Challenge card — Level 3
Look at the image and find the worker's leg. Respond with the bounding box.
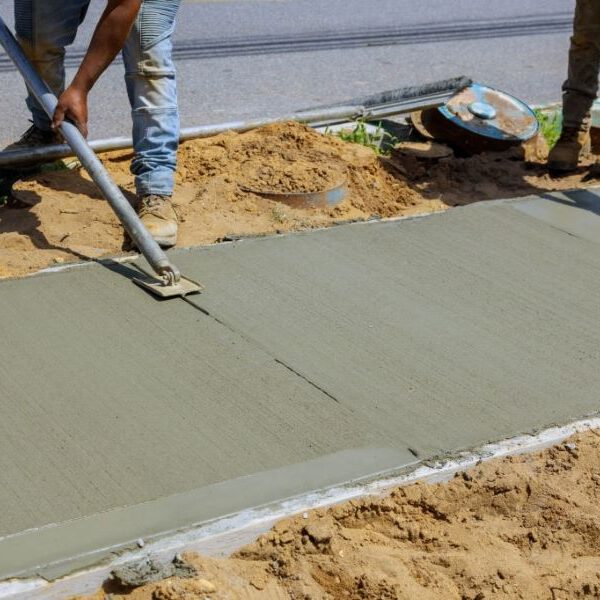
[549,0,600,171]
[562,0,600,129]
[14,0,91,131]
[122,0,181,198]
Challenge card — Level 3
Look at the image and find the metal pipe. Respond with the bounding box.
[0,16,179,283]
[0,76,469,167]
[306,76,471,113]
[0,105,366,167]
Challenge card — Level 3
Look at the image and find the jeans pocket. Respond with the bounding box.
[140,0,182,50]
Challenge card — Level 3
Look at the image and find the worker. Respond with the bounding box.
[5,0,180,247]
[548,0,600,173]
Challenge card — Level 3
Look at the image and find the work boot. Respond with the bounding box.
[547,126,591,173]
[3,124,63,152]
[137,194,178,248]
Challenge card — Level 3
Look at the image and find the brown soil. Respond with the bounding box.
[77,429,600,600]
[0,121,596,279]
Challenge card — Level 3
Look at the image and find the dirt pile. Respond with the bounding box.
[79,430,600,600]
[119,120,420,213]
[1,121,597,279]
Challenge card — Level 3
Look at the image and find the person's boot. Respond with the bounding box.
[137,194,178,248]
[1,126,65,202]
[547,125,591,173]
[4,124,63,152]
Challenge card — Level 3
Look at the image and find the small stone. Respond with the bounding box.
[136,538,145,548]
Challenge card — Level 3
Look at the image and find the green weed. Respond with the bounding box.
[327,120,397,155]
[534,108,562,149]
[39,159,71,173]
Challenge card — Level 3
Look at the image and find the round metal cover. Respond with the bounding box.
[440,83,538,142]
[410,83,539,154]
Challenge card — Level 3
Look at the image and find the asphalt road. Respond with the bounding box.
[0,0,575,143]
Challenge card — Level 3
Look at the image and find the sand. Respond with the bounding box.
[1,121,596,279]
[76,429,600,600]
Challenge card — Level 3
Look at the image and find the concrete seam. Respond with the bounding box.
[181,297,342,405]
[273,358,341,404]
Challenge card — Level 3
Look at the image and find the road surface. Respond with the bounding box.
[0,0,574,143]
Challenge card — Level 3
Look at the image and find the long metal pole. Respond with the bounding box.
[0,77,470,167]
[0,106,367,167]
[0,17,180,284]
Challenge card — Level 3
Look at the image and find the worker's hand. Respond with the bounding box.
[52,85,89,138]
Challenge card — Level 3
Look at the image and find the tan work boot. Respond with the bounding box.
[137,194,178,248]
[4,124,63,152]
[547,126,591,173]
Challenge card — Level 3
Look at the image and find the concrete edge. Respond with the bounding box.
[2,413,600,600]
[8,185,600,284]
[0,447,416,583]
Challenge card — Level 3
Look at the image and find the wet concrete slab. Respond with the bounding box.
[2,188,600,579]
[173,194,600,460]
[511,188,600,242]
[0,263,414,579]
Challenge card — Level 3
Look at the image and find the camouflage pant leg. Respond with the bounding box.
[562,0,600,128]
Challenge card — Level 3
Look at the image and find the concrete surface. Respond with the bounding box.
[2,189,600,578]
[0,263,413,578]
[0,0,574,143]
[175,195,600,457]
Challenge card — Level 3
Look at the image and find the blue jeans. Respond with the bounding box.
[14,0,181,196]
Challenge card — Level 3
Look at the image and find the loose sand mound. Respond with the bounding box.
[80,430,600,600]
[0,121,596,278]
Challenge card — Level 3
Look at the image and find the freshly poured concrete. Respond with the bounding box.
[0,263,415,579]
[2,189,600,579]
[176,195,600,456]
[512,188,600,242]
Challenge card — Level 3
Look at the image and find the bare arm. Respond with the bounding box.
[52,0,142,136]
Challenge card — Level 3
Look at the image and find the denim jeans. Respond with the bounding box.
[14,0,181,196]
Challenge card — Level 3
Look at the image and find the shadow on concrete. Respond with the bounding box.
[539,188,600,216]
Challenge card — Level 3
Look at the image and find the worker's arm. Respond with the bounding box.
[52,0,142,137]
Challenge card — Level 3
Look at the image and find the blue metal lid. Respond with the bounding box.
[438,82,539,142]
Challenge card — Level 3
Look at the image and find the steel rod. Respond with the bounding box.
[0,16,179,282]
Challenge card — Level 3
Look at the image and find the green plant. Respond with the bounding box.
[39,159,71,173]
[534,108,562,149]
[327,120,397,155]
